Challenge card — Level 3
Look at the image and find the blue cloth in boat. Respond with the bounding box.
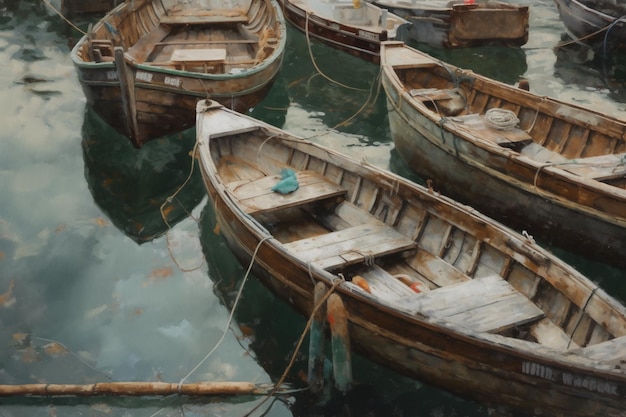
[271,168,299,194]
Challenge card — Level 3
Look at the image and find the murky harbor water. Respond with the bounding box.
[1,0,625,416]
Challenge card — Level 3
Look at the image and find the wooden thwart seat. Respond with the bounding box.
[408,250,471,287]
[125,25,172,63]
[387,44,438,69]
[170,48,226,72]
[520,142,569,163]
[412,274,545,333]
[283,223,417,270]
[410,88,462,102]
[560,152,626,180]
[160,14,248,25]
[226,170,346,215]
[156,39,258,47]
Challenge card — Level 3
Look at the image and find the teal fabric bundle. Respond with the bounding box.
[271,168,299,194]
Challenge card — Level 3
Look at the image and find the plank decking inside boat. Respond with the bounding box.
[71,0,286,148]
[380,40,626,269]
[196,100,626,417]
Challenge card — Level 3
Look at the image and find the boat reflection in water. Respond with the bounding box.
[81,106,205,243]
[414,40,528,86]
[553,37,626,104]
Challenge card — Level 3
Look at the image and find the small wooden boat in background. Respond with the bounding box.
[371,0,529,48]
[277,0,408,63]
[196,99,626,417]
[71,0,286,148]
[553,0,626,54]
[381,40,626,269]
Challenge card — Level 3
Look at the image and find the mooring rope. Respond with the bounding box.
[304,11,367,92]
[31,336,114,380]
[523,96,545,134]
[242,275,345,417]
[531,152,625,197]
[553,17,623,50]
[176,235,273,394]
[41,0,87,35]
[484,108,519,130]
[300,10,383,139]
[159,140,205,273]
[336,65,384,129]
[145,235,275,416]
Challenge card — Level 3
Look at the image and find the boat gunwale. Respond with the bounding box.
[195,101,626,386]
[70,0,287,78]
[379,41,626,226]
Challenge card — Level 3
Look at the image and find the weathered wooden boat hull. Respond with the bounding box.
[73,58,279,146]
[277,0,407,63]
[386,104,626,265]
[553,0,626,53]
[71,0,286,148]
[381,41,626,269]
[372,0,528,48]
[197,100,626,416]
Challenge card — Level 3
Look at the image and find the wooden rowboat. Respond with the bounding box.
[71,0,286,148]
[196,99,626,416]
[371,0,529,48]
[276,0,408,63]
[381,40,626,269]
[553,0,626,54]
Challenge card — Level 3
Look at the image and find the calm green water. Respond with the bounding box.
[1,1,625,416]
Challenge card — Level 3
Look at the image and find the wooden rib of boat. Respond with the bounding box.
[381,40,626,269]
[371,0,528,48]
[196,99,626,417]
[553,0,626,53]
[276,0,408,63]
[71,0,286,148]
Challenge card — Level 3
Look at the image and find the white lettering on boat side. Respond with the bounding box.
[106,71,117,80]
[358,30,378,41]
[164,76,181,87]
[136,71,153,82]
[522,361,618,395]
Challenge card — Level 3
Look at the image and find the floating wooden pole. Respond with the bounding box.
[327,293,352,393]
[0,381,273,397]
[308,282,328,394]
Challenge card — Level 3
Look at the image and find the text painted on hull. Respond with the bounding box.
[136,71,153,82]
[522,361,618,395]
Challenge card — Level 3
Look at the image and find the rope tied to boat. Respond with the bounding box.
[41,0,87,35]
[484,108,519,130]
[176,235,272,396]
[242,274,345,417]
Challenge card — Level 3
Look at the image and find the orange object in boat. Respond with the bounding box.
[352,275,371,293]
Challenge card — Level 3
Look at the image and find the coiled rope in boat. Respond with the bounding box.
[485,108,519,130]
